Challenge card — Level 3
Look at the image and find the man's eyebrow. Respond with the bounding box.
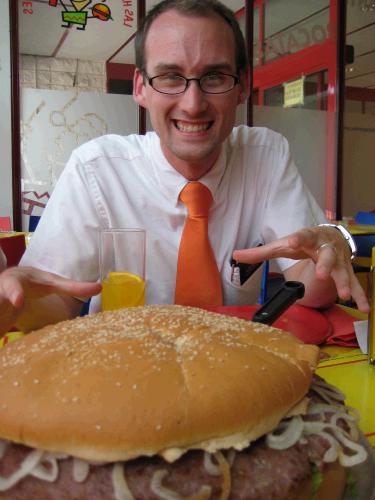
[151,63,236,74]
[152,64,182,74]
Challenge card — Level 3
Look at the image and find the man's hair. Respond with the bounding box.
[135,0,248,75]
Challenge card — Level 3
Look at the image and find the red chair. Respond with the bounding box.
[0,234,26,267]
[0,216,11,232]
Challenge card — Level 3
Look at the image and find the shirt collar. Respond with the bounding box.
[150,133,229,207]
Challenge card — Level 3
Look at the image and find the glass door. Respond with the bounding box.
[252,0,343,220]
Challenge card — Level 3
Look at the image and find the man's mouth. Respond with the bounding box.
[174,120,212,132]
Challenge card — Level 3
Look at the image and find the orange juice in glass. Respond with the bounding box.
[99,229,146,311]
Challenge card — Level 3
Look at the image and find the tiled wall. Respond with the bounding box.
[20,55,106,93]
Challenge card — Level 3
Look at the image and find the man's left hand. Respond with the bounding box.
[233,226,370,313]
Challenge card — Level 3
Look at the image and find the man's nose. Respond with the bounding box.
[178,80,209,113]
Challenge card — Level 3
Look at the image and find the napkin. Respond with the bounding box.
[321,304,366,347]
[354,320,368,353]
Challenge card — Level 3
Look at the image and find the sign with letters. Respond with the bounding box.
[284,77,305,108]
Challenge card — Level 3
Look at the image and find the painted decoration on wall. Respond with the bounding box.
[22,191,50,217]
[48,1,113,30]
[20,88,138,230]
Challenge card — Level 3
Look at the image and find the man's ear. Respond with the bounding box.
[133,68,147,108]
[237,68,250,104]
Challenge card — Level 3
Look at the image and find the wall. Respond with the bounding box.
[20,55,106,92]
[18,54,137,230]
[20,88,138,230]
[0,1,13,224]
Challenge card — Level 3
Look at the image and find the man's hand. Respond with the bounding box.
[233,226,369,313]
[0,266,102,335]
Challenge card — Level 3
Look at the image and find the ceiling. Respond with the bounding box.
[18,0,375,88]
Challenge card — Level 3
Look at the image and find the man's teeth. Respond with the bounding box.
[175,121,210,132]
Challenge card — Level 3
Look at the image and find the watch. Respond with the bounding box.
[318,223,357,261]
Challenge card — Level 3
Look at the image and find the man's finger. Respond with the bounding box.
[0,295,20,336]
[233,241,289,263]
[315,243,338,279]
[349,275,370,313]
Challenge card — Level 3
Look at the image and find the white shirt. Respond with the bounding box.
[21,126,326,312]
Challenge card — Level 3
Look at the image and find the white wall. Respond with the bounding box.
[0,0,13,225]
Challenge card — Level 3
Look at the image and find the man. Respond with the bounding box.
[0,0,368,335]
[0,248,6,273]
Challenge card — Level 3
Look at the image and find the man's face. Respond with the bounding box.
[133,10,248,179]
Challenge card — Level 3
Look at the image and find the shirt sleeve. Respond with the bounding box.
[20,151,102,283]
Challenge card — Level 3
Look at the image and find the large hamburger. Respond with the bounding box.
[0,305,369,498]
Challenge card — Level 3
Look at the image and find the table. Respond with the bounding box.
[318,345,375,449]
[347,224,375,235]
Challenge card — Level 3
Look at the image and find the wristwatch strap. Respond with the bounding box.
[318,223,357,261]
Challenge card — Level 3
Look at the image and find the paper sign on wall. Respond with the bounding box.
[284,77,305,108]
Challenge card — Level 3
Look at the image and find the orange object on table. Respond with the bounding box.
[206,304,331,345]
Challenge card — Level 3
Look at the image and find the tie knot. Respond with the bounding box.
[180,182,213,217]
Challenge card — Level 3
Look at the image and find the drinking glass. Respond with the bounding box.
[99,228,146,311]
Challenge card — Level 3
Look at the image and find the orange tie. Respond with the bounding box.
[175,182,223,307]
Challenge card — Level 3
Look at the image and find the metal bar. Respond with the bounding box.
[137,0,146,135]
[9,0,22,231]
[246,0,253,126]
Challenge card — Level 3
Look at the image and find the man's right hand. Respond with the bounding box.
[0,267,102,336]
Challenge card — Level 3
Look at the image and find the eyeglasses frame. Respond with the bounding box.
[143,72,240,95]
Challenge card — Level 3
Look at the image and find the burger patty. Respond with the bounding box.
[0,434,329,500]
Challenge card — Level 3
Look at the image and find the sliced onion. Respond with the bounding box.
[0,449,43,491]
[214,451,231,500]
[307,403,343,415]
[226,449,236,467]
[330,412,359,441]
[203,452,221,476]
[266,415,304,450]
[337,440,368,467]
[331,428,368,467]
[150,469,181,500]
[311,379,345,403]
[307,428,339,463]
[112,463,134,500]
[151,469,213,500]
[72,457,90,483]
[30,454,58,482]
[303,419,368,467]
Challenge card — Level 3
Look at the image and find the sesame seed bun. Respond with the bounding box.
[0,305,319,463]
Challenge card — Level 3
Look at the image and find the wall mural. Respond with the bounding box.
[48,1,113,30]
[20,89,138,230]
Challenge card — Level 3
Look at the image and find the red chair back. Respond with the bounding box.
[0,235,26,267]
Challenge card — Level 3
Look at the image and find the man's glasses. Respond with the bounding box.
[145,72,239,95]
